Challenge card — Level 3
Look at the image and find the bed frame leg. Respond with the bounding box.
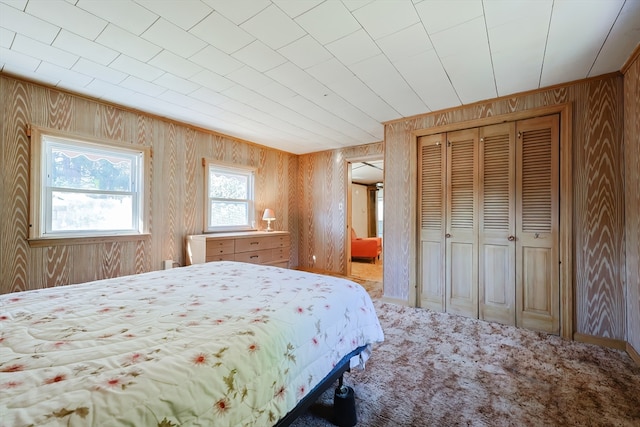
[334,374,357,427]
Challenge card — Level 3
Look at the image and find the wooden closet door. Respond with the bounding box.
[479,123,516,325]
[446,128,479,318]
[516,115,560,334]
[418,133,446,311]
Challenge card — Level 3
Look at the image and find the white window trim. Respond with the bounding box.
[203,159,256,233]
[28,125,151,245]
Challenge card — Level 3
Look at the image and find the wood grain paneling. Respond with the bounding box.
[624,52,640,354]
[575,78,626,339]
[0,74,297,295]
[383,73,626,341]
[1,79,30,294]
[297,143,383,276]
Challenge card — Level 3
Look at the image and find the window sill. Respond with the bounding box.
[28,233,151,248]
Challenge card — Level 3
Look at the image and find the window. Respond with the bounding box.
[29,127,148,241]
[205,161,255,232]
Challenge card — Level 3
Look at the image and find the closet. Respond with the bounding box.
[418,115,559,334]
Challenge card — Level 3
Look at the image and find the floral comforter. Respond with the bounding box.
[0,261,384,427]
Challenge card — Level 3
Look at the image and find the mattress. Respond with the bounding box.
[0,261,384,426]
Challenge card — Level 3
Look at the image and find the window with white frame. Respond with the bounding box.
[30,129,147,239]
[205,161,255,232]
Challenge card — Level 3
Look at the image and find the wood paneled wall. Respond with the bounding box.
[297,143,383,274]
[624,50,640,355]
[383,74,627,341]
[0,75,298,295]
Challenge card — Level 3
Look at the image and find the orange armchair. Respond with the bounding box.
[351,229,382,263]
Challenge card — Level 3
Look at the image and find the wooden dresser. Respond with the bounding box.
[185,231,290,268]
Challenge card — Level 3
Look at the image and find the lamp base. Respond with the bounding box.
[266,219,273,232]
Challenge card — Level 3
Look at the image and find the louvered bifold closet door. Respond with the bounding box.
[446,128,479,318]
[479,123,516,325]
[418,133,446,311]
[516,115,560,334]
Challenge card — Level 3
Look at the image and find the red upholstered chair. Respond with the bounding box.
[350,228,382,263]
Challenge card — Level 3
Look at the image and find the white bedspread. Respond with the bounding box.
[0,261,384,427]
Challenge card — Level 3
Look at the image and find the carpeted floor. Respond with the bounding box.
[291,297,640,427]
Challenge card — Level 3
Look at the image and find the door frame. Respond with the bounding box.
[413,103,573,340]
[345,154,384,278]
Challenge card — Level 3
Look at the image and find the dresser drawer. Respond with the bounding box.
[235,237,269,253]
[271,247,289,263]
[205,253,236,262]
[267,234,290,248]
[206,239,235,255]
[234,249,272,264]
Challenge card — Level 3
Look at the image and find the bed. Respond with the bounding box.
[0,261,384,426]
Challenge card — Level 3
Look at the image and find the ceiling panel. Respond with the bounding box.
[540,0,625,87]
[0,0,637,155]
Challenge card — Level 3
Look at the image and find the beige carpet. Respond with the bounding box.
[291,299,640,427]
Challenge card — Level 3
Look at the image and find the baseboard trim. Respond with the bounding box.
[380,296,410,306]
[627,342,640,367]
[573,333,627,350]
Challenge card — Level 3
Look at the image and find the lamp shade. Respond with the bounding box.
[262,209,275,220]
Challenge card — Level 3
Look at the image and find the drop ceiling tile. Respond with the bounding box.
[273,0,323,19]
[226,65,274,90]
[342,1,375,12]
[0,27,15,48]
[306,57,353,85]
[12,34,78,68]
[190,45,243,75]
[1,0,28,10]
[295,1,360,45]
[37,61,93,87]
[148,50,202,79]
[393,49,460,111]
[25,0,107,39]
[232,40,287,72]
[240,5,305,50]
[134,0,213,31]
[72,58,126,84]
[189,12,254,54]
[350,54,427,117]
[2,63,58,87]
[430,16,496,104]
[415,0,483,35]
[96,24,162,62]
[266,62,329,101]
[0,3,59,44]
[484,1,550,95]
[376,22,433,61]
[53,30,119,66]
[254,81,296,103]
[190,86,230,106]
[589,0,640,76]
[155,73,199,94]
[110,54,165,81]
[221,84,265,105]
[88,81,141,104]
[541,0,625,87]
[190,69,235,92]
[141,18,206,58]
[326,29,380,66]
[76,0,157,35]
[118,75,166,97]
[352,0,419,40]
[201,0,270,25]
[276,35,332,69]
[307,60,398,121]
[0,46,40,71]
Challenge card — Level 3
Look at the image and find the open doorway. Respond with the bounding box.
[348,159,383,284]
